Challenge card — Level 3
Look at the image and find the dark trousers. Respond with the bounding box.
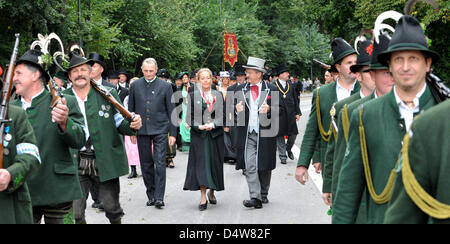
[33,201,73,224]
[73,157,123,224]
[276,134,297,162]
[137,134,167,202]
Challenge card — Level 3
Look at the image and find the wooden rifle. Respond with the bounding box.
[48,74,63,108]
[0,34,20,169]
[89,79,135,122]
[313,59,331,70]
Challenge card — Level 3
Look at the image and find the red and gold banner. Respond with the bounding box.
[224,33,238,67]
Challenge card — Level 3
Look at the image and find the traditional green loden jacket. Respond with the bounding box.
[333,86,437,224]
[12,90,86,207]
[331,93,375,198]
[298,81,360,169]
[0,105,41,224]
[62,86,137,182]
[323,92,362,193]
[384,99,450,224]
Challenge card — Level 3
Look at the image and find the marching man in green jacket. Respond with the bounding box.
[0,105,41,224]
[64,53,142,224]
[296,38,360,185]
[12,49,86,224]
[333,15,441,224]
[384,99,450,224]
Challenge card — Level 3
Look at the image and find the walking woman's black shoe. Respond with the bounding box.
[208,192,217,205]
[199,202,208,211]
[128,166,137,178]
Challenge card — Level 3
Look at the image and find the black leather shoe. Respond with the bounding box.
[155,200,165,209]
[208,193,217,205]
[128,167,137,178]
[146,199,155,206]
[262,196,269,204]
[199,202,208,211]
[287,151,294,160]
[281,160,287,164]
[243,198,262,209]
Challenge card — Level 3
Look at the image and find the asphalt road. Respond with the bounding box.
[85,92,331,224]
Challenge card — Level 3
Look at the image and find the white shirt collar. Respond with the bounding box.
[21,88,45,110]
[393,84,426,109]
[336,78,357,101]
[94,78,102,86]
[393,83,427,130]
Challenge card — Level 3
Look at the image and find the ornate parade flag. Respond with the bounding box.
[224,33,238,67]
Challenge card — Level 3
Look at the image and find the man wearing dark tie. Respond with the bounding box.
[128,58,176,209]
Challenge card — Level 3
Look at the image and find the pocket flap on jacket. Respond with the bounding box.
[54,162,76,175]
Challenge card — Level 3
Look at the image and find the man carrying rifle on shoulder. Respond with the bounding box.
[63,52,142,224]
[12,47,87,224]
[0,34,42,224]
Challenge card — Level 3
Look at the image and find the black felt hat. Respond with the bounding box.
[158,68,171,79]
[235,65,246,76]
[67,52,94,71]
[370,34,391,70]
[16,49,50,81]
[88,53,106,69]
[118,67,129,76]
[350,40,373,73]
[276,64,289,75]
[108,70,120,79]
[331,38,357,66]
[377,15,440,67]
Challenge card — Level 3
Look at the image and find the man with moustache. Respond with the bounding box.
[12,49,86,224]
[333,15,441,224]
[296,38,360,186]
[64,53,142,224]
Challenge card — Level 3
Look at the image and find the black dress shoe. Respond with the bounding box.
[262,196,269,204]
[243,198,263,209]
[128,168,137,178]
[146,199,156,206]
[281,160,287,164]
[208,193,217,205]
[287,151,295,160]
[198,202,208,211]
[155,200,165,209]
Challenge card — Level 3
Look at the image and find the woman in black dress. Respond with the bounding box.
[183,68,225,211]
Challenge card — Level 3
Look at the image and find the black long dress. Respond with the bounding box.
[183,89,225,191]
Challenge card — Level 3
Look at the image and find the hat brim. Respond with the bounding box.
[242,65,266,73]
[68,59,95,71]
[278,68,289,74]
[377,44,440,67]
[350,62,370,73]
[332,50,358,66]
